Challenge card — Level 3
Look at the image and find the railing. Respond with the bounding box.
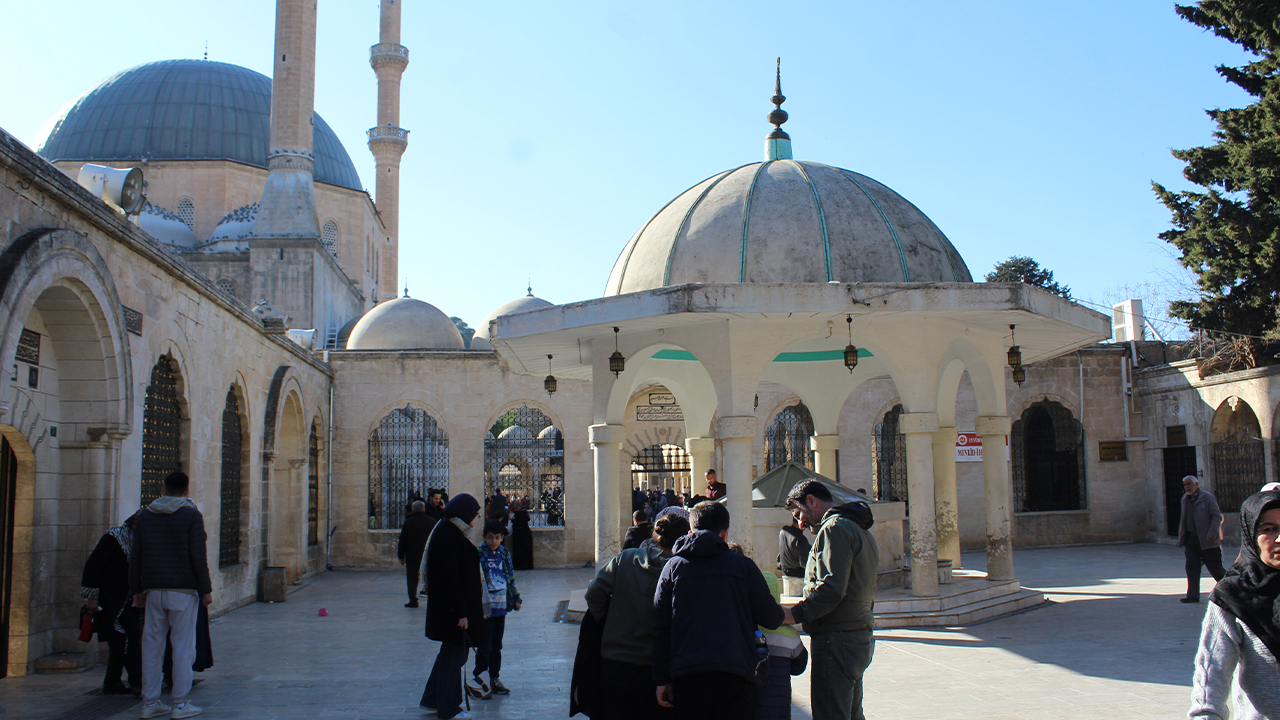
[367,126,409,141]
[370,43,409,60]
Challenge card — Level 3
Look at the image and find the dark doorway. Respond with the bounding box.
[1164,447,1198,537]
[0,436,17,677]
[1015,402,1085,512]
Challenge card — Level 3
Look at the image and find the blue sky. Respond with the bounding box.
[0,1,1254,336]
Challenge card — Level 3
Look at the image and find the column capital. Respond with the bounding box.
[717,415,757,440]
[975,415,1012,436]
[899,412,939,435]
[589,423,626,446]
[685,436,715,454]
[810,434,841,452]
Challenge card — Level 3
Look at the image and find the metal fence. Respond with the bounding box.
[631,443,691,492]
[484,406,564,527]
[141,357,181,506]
[766,403,815,471]
[1213,433,1264,513]
[368,405,449,530]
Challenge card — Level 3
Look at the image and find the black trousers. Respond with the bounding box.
[598,658,675,720]
[102,610,141,689]
[474,615,506,679]
[1184,537,1225,600]
[405,551,423,604]
[670,671,756,720]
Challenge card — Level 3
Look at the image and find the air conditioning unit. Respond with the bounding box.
[1112,299,1145,342]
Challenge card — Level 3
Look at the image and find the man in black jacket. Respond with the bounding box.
[622,510,654,550]
[653,501,787,720]
[777,516,810,597]
[130,471,212,719]
[398,500,434,607]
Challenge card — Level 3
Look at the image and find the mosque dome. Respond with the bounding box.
[605,160,971,295]
[345,296,465,351]
[473,291,553,344]
[497,425,534,440]
[606,72,970,295]
[137,201,198,248]
[37,60,363,191]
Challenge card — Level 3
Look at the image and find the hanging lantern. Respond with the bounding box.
[544,354,557,396]
[1007,324,1022,369]
[843,315,858,372]
[609,326,626,377]
[1011,365,1026,386]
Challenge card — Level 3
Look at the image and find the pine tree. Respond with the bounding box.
[1154,1,1280,336]
[985,256,1072,298]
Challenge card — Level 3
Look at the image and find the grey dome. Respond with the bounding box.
[606,160,971,295]
[137,201,198,248]
[37,60,362,191]
[345,297,465,351]
[475,293,553,342]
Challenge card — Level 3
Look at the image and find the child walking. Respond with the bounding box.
[467,520,521,699]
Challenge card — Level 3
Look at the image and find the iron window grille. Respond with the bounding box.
[1213,431,1264,513]
[141,356,181,506]
[484,406,564,527]
[630,444,692,493]
[219,388,242,568]
[766,403,816,472]
[368,405,449,530]
[873,405,908,505]
[308,425,320,546]
[1011,399,1087,512]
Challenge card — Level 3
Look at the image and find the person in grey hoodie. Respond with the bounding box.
[785,480,878,720]
[585,513,690,720]
[130,471,212,719]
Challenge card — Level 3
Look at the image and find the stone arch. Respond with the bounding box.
[604,343,718,438]
[0,427,34,677]
[760,331,904,435]
[763,400,816,471]
[1209,397,1264,512]
[934,339,1003,424]
[1011,398,1086,512]
[269,387,307,581]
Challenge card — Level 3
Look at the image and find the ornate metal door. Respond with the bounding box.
[1212,432,1263,513]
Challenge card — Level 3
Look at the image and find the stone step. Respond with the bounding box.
[876,577,1023,613]
[874,588,1045,628]
[34,652,94,674]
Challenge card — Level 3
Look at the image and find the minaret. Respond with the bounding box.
[254,0,321,238]
[766,58,792,161]
[368,0,409,302]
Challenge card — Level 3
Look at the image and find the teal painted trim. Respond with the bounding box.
[740,162,771,282]
[652,349,699,361]
[663,166,744,285]
[651,348,874,362]
[773,349,874,362]
[766,137,792,160]
[837,169,910,282]
[789,160,832,281]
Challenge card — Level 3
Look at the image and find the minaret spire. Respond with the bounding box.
[369,0,410,304]
[766,57,792,161]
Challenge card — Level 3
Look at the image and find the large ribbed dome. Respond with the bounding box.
[345,297,465,351]
[37,60,362,191]
[605,159,971,295]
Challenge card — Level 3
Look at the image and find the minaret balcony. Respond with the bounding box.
[367,126,409,156]
[370,43,409,71]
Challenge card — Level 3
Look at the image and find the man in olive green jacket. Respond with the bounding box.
[785,480,878,720]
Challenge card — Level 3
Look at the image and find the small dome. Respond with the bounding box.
[497,425,534,440]
[605,160,970,295]
[137,201,198,248]
[345,297,465,350]
[37,60,363,191]
[475,292,553,342]
[469,335,493,350]
[538,426,561,440]
[335,316,361,349]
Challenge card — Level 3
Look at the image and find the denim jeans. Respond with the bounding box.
[473,616,505,679]
[810,629,874,720]
[422,641,469,718]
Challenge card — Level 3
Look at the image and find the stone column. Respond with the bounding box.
[976,415,1014,581]
[810,434,841,480]
[685,437,715,493]
[590,423,626,564]
[718,416,758,556]
[933,426,960,567]
[901,412,939,597]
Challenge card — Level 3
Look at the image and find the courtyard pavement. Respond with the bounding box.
[1,542,1224,720]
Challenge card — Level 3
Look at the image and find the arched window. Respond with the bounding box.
[766,403,815,471]
[1012,400,1086,512]
[484,406,563,526]
[631,444,691,492]
[308,423,320,546]
[1212,398,1264,513]
[873,405,908,504]
[175,198,195,230]
[322,219,339,257]
[219,388,242,568]
[368,405,448,530]
[141,356,181,505]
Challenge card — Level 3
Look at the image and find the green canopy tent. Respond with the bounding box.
[750,461,872,508]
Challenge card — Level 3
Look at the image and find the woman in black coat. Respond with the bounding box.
[510,499,534,571]
[421,494,486,719]
[81,517,141,694]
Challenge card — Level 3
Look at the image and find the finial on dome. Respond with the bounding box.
[527,278,533,297]
[404,281,409,298]
[766,58,792,161]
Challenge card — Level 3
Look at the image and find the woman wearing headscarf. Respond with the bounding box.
[1190,489,1280,719]
[582,512,691,719]
[421,494,485,720]
[81,514,141,695]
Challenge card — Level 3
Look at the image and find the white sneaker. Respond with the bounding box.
[171,701,202,718]
[139,700,171,718]
[440,713,472,719]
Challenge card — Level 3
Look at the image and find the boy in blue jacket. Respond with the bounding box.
[468,520,521,699]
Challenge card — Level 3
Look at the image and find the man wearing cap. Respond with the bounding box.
[1177,475,1225,603]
